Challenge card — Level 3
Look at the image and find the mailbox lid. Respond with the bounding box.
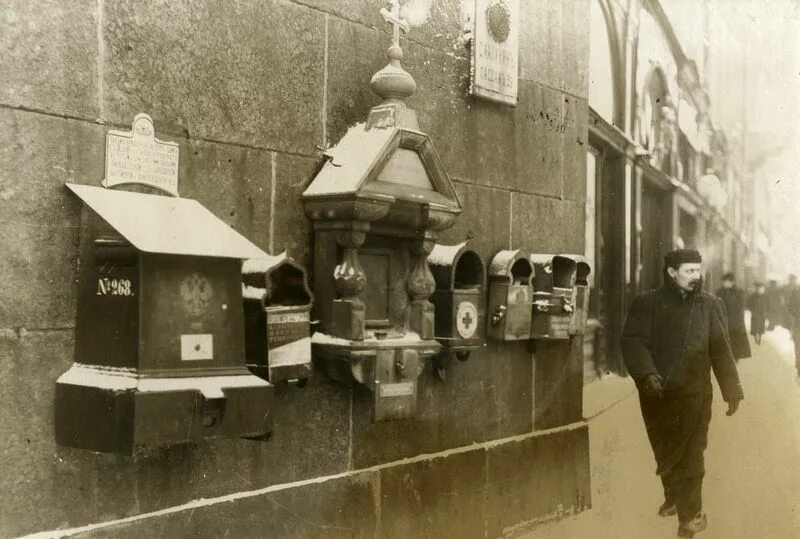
[67,184,269,260]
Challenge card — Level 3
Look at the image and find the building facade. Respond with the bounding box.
[0,1,593,536]
[583,0,767,380]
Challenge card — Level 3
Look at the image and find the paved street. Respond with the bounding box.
[524,329,800,539]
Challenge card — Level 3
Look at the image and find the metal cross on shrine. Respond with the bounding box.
[380,0,410,47]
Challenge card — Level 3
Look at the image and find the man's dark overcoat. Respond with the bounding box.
[622,279,743,477]
[747,292,767,336]
[715,286,751,359]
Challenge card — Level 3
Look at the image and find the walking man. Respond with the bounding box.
[715,272,751,361]
[622,249,743,537]
[747,282,768,344]
[786,275,800,376]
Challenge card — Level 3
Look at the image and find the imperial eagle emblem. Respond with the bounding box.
[180,273,213,317]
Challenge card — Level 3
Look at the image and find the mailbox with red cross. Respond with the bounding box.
[428,242,486,378]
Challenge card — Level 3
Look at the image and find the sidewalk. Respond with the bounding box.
[522,332,800,538]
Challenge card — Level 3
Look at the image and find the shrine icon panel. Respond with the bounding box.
[358,237,411,332]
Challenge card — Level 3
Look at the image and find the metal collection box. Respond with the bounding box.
[56,184,274,455]
[428,242,486,379]
[242,255,313,384]
[530,254,578,340]
[569,258,592,336]
[486,249,534,341]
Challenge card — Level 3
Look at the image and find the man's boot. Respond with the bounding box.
[658,500,677,517]
[677,512,707,537]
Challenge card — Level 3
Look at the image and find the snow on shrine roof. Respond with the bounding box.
[303,123,397,197]
[67,183,270,260]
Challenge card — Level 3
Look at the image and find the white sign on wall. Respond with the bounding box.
[470,0,519,106]
[104,113,180,197]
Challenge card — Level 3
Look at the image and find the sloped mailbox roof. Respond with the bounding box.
[67,184,270,260]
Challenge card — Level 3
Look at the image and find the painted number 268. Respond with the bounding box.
[97,278,134,296]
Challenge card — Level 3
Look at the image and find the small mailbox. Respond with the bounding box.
[56,184,274,455]
[530,254,578,340]
[428,242,486,379]
[242,254,313,384]
[568,257,592,336]
[486,250,534,341]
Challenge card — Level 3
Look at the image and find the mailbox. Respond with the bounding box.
[55,184,274,454]
[568,257,591,336]
[530,254,578,340]
[486,250,534,341]
[428,242,486,379]
[242,254,313,384]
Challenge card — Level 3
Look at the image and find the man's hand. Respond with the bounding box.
[726,399,741,416]
[641,374,664,398]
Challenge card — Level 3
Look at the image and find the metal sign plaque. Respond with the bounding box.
[266,309,311,368]
[104,113,180,196]
[470,0,519,106]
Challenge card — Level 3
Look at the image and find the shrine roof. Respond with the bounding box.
[302,123,461,211]
[67,183,272,260]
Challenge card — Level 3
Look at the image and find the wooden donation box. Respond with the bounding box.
[530,254,578,340]
[56,184,274,454]
[428,242,485,379]
[302,21,463,420]
[486,249,534,341]
[242,255,313,384]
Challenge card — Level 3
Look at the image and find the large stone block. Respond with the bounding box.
[177,137,274,252]
[127,374,350,516]
[271,153,319,270]
[87,472,379,538]
[0,338,351,536]
[519,0,562,91]
[325,17,384,146]
[350,340,533,468]
[534,339,584,430]
[561,0,591,99]
[437,180,512,262]
[299,0,467,55]
[511,193,584,254]
[0,0,99,118]
[485,425,590,538]
[380,449,487,538]
[519,0,590,100]
[103,0,325,154]
[0,109,105,329]
[561,97,589,203]
[0,328,139,538]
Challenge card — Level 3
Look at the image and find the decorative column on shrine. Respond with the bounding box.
[302,1,463,421]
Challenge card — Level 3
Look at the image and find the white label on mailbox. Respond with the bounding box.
[379,382,415,398]
[180,334,213,360]
[456,301,479,339]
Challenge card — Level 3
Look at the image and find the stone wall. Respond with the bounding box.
[0,1,590,536]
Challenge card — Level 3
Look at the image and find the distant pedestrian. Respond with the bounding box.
[765,279,784,330]
[785,275,800,376]
[622,249,743,538]
[747,283,768,344]
[716,272,751,361]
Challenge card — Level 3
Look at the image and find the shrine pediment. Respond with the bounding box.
[303,124,461,217]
